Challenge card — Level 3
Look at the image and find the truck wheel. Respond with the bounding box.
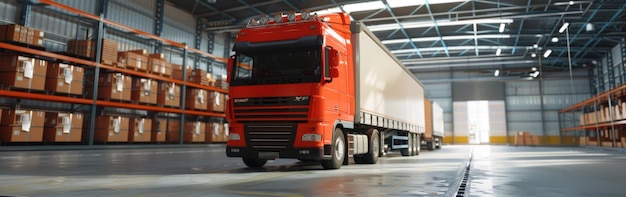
[321,128,346,169]
[414,134,420,155]
[242,157,267,168]
[436,137,442,149]
[427,141,435,151]
[401,134,412,156]
[362,129,380,164]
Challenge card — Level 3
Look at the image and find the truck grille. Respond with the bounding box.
[245,123,296,151]
[233,97,310,122]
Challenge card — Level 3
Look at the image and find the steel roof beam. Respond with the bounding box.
[424,0,450,57]
[571,3,626,62]
[381,0,423,58]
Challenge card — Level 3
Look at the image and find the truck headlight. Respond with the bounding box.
[302,134,321,141]
[229,133,241,140]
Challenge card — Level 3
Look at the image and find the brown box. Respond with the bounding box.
[172,64,191,81]
[157,82,181,107]
[602,141,613,147]
[127,49,148,56]
[0,109,45,142]
[206,122,227,143]
[186,88,208,111]
[215,79,228,90]
[93,116,129,143]
[131,78,158,104]
[209,92,226,112]
[67,39,118,64]
[148,57,171,76]
[189,69,211,86]
[514,132,524,145]
[149,53,166,60]
[118,51,148,72]
[531,135,540,145]
[579,136,587,145]
[0,55,47,90]
[184,121,205,143]
[0,24,22,43]
[524,137,533,145]
[43,112,83,143]
[45,63,84,95]
[129,118,152,143]
[85,73,132,101]
[151,118,167,143]
[166,119,180,143]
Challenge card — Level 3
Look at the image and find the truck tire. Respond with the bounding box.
[243,157,267,168]
[436,137,442,149]
[427,140,435,151]
[361,129,380,164]
[401,134,412,156]
[321,128,346,169]
[414,134,420,155]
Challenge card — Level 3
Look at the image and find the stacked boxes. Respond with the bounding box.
[0,54,47,90]
[514,131,540,146]
[131,78,158,104]
[45,63,84,95]
[186,88,208,111]
[157,82,181,107]
[0,109,45,142]
[129,118,152,143]
[514,131,525,145]
[85,72,132,101]
[189,69,212,86]
[43,112,83,143]
[66,39,118,64]
[184,121,205,143]
[92,116,129,143]
[206,122,228,143]
[166,119,180,143]
[209,92,226,112]
[118,50,148,72]
[148,53,171,76]
[151,118,167,143]
[172,64,191,81]
[0,24,44,46]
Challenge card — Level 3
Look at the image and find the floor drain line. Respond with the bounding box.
[455,153,473,197]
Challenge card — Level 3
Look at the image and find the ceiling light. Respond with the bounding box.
[368,18,513,31]
[586,23,594,31]
[533,44,538,48]
[494,70,500,77]
[342,1,385,13]
[531,67,537,71]
[496,48,502,56]
[381,34,510,44]
[499,23,505,33]
[551,37,559,42]
[569,1,574,5]
[531,71,540,78]
[531,53,536,58]
[559,22,569,33]
[543,49,552,58]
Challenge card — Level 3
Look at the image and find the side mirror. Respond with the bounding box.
[226,55,234,83]
[325,47,340,79]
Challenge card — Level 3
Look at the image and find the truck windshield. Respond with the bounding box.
[231,47,321,86]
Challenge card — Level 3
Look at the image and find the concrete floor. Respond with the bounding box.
[0,145,624,196]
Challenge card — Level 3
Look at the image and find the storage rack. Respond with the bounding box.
[559,38,626,148]
[0,0,230,145]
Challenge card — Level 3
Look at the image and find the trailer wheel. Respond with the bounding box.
[321,128,346,169]
[427,140,435,151]
[414,134,420,155]
[401,134,412,156]
[242,157,267,168]
[361,129,380,164]
[436,137,442,149]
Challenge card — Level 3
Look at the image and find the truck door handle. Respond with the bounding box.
[334,106,338,111]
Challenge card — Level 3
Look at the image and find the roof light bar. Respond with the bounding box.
[559,22,569,33]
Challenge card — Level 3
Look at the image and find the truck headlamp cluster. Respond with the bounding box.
[246,11,318,28]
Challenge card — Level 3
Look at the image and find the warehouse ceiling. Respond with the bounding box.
[166,0,626,80]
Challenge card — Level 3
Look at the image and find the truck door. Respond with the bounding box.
[337,53,351,119]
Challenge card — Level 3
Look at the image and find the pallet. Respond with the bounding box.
[0,40,46,51]
[1,86,46,94]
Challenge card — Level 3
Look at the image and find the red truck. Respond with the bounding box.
[226,12,426,169]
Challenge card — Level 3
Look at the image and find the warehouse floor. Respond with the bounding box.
[0,145,624,196]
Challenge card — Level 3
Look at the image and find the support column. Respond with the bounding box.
[154,0,165,53]
[597,60,605,93]
[195,19,204,69]
[179,46,188,145]
[19,0,32,26]
[88,0,109,146]
[589,68,597,95]
[607,51,615,89]
[621,37,626,85]
[207,33,215,73]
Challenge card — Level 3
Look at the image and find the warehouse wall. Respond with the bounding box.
[418,69,592,145]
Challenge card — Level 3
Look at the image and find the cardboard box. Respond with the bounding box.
[0,24,43,46]
[129,118,152,143]
[45,63,84,95]
[209,92,226,112]
[514,132,524,145]
[215,79,228,90]
[157,82,181,107]
[149,53,166,60]
[0,55,47,90]
[151,118,167,143]
[602,141,613,147]
[0,24,22,43]
[0,109,45,142]
[189,69,212,86]
[148,57,171,76]
[67,39,118,64]
[184,121,205,143]
[206,122,228,143]
[186,88,208,111]
[531,135,540,145]
[172,64,191,81]
[93,116,129,143]
[43,112,82,143]
[524,137,533,145]
[166,119,180,143]
[131,78,158,104]
[85,73,132,101]
[118,51,148,71]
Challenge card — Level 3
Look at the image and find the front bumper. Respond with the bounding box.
[226,146,325,161]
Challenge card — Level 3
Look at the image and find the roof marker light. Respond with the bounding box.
[287,12,296,22]
[259,15,269,25]
[274,14,283,23]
